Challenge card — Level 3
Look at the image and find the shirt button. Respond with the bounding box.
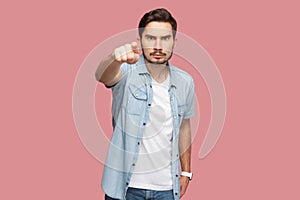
[175,193,178,195]
[132,163,135,166]
[143,123,146,126]
[148,104,151,106]
[150,85,152,88]
[137,142,140,145]
[176,174,178,177]
[126,182,129,185]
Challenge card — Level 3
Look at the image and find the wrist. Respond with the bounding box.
[181,171,193,180]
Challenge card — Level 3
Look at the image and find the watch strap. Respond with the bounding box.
[180,171,193,180]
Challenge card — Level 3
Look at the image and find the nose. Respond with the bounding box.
[153,39,162,50]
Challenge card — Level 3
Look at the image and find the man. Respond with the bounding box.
[95,8,194,200]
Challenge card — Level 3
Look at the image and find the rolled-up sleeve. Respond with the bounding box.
[183,80,195,119]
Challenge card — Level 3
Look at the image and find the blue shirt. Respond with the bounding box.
[101,56,195,200]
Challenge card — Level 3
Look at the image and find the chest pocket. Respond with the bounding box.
[126,84,148,115]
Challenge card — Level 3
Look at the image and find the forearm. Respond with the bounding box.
[95,53,122,85]
[95,42,140,86]
[179,119,191,172]
[180,145,191,172]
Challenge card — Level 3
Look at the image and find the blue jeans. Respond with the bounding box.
[105,187,174,200]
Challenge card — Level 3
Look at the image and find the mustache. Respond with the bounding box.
[150,51,167,56]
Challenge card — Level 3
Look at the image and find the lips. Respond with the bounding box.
[150,52,166,58]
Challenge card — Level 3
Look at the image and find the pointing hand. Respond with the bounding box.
[114,42,140,64]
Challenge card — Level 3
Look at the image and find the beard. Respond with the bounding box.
[141,45,173,65]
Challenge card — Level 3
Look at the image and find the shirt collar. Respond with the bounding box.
[136,55,177,89]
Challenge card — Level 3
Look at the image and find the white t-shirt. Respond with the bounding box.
[129,74,174,190]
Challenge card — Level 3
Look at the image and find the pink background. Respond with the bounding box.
[1,0,299,199]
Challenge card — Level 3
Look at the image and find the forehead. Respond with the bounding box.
[143,21,173,36]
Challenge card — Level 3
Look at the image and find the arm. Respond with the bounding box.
[179,118,192,198]
[95,42,140,87]
[95,53,123,86]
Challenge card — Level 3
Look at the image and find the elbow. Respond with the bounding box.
[95,72,101,82]
[95,73,100,82]
[95,71,104,83]
[95,73,110,86]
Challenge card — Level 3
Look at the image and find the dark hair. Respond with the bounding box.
[138,8,177,38]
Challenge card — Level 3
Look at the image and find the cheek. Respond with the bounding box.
[141,40,154,48]
[163,42,174,51]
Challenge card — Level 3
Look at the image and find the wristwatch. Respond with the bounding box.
[180,171,193,180]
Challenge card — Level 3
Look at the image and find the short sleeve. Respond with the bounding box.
[183,80,195,119]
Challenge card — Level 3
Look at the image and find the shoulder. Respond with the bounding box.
[169,64,194,85]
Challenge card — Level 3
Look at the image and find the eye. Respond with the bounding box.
[162,36,171,41]
[146,36,155,40]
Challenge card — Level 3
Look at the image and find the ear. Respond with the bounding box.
[137,37,142,53]
[137,37,141,46]
[173,37,177,48]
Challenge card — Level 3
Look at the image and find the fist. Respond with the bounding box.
[114,42,140,64]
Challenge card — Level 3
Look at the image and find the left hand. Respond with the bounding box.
[180,176,190,198]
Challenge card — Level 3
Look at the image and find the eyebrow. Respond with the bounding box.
[144,34,172,39]
[161,35,172,39]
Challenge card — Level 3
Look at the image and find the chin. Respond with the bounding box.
[149,59,168,64]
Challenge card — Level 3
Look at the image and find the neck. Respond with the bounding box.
[145,60,169,83]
